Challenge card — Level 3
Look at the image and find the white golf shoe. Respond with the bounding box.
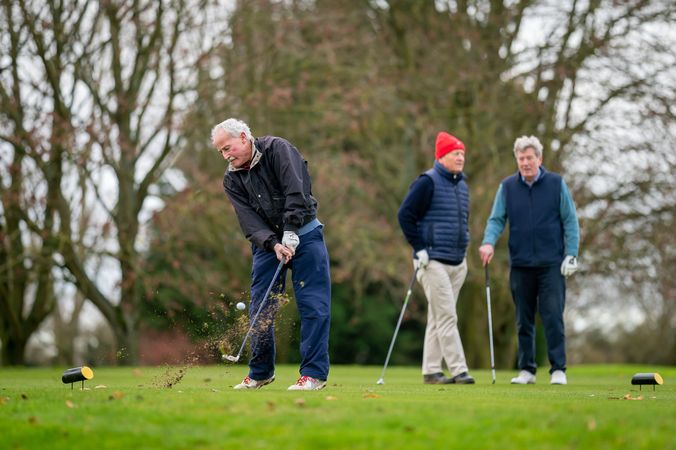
[550,370,567,385]
[510,370,536,384]
[233,375,275,390]
[287,375,326,391]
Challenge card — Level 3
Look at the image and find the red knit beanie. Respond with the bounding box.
[435,132,465,160]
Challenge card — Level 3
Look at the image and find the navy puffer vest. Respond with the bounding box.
[502,167,563,267]
[417,161,470,262]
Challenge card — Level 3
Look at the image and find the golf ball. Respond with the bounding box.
[236,302,246,311]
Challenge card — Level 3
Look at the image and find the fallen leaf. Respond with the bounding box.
[622,394,643,401]
[363,393,381,399]
[132,369,143,377]
[325,395,337,401]
[65,400,76,409]
[294,398,306,407]
[267,400,276,411]
[94,385,107,389]
[109,391,125,400]
[0,397,9,405]
[587,418,596,431]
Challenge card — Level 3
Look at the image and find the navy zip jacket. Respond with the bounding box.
[223,136,317,251]
[482,166,580,267]
[501,168,563,266]
[398,161,470,265]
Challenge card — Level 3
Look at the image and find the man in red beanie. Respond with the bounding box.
[397,131,475,384]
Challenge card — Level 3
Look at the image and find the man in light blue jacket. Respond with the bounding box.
[479,136,579,385]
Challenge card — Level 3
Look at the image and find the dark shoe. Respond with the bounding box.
[423,372,453,384]
[450,372,475,384]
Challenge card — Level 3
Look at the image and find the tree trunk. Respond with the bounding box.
[1,334,28,366]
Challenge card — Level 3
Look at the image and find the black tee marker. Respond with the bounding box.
[62,366,94,390]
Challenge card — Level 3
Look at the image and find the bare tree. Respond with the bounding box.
[0,0,217,364]
[0,0,61,365]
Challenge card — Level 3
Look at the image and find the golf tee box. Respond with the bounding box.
[631,373,663,391]
[62,366,94,390]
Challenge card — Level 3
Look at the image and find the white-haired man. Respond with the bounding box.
[479,136,579,385]
[211,118,331,391]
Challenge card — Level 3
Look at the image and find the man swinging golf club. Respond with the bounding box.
[397,131,475,385]
[479,136,580,385]
[212,118,331,391]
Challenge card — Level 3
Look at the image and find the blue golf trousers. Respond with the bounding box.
[248,226,331,381]
[509,265,566,375]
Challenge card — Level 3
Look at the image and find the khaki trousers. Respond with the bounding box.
[417,259,469,377]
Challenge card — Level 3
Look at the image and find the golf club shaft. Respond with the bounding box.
[378,268,418,383]
[231,259,285,362]
[485,264,496,383]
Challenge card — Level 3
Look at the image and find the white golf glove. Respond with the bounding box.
[560,255,578,277]
[415,249,430,269]
[282,231,300,254]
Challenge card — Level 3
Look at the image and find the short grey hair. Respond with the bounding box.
[513,135,543,158]
[211,118,255,145]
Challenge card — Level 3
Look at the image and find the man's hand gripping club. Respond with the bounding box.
[275,231,300,263]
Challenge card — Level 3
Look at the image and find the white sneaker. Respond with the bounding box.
[233,375,275,390]
[287,375,327,391]
[550,370,567,385]
[511,370,536,384]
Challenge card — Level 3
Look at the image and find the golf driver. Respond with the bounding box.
[224,259,285,363]
[485,264,496,384]
[376,268,419,385]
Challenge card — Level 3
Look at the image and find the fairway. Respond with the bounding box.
[1,364,674,449]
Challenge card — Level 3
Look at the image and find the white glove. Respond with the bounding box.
[282,231,300,254]
[560,255,578,277]
[415,249,430,269]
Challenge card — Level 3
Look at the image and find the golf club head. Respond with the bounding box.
[223,355,239,363]
[376,378,384,385]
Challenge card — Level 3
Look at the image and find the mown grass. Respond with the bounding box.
[1,364,674,449]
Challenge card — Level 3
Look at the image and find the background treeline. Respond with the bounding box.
[1,0,674,368]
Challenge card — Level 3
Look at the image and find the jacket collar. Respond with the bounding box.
[227,140,262,172]
[434,160,464,182]
[519,166,546,186]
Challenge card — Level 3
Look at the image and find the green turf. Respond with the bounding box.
[1,364,674,449]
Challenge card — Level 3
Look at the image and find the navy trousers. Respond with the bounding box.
[509,265,566,375]
[248,226,331,381]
